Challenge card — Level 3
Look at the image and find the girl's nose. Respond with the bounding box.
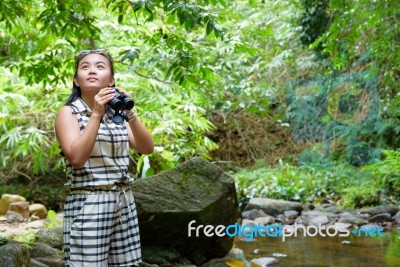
[89,67,97,74]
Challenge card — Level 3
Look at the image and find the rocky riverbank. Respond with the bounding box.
[1,198,399,267]
[1,157,399,266]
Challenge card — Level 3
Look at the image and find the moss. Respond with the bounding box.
[341,186,380,208]
[0,237,8,247]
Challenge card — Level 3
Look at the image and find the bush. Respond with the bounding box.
[231,157,397,208]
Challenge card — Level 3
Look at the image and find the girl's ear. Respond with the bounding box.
[109,76,115,87]
[73,77,79,87]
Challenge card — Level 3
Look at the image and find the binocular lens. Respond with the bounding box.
[123,99,134,110]
[109,98,124,110]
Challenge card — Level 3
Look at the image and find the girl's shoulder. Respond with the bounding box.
[57,105,74,116]
[56,105,82,125]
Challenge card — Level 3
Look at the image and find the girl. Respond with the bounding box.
[55,49,154,267]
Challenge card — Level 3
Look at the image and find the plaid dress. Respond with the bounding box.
[62,98,141,267]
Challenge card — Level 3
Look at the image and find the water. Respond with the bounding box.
[235,230,400,267]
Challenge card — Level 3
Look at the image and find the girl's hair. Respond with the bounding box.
[65,49,115,105]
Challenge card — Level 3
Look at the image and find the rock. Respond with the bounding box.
[241,219,257,227]
[393,211,400,224]
[357,205,399,216]
[199,258,230,267]
[0,242,31,266]
[226,247,247,262]
[276,214,292,224]
[29,215,41,222]
[225,248,251,267]
[35,226,64,249]
[0,236,7,246]
[141,246,181,265]
[9,201,30,219]
[4,231,65,267]
[31,258,49,267]
[301,210,336,217]
[254,216,275,226]
[284,210,299,219]
[251,257,279,267]
[0,194,26,215]
[306,215,330,226]
[338,212,368,225]
[34,257,64,267]
[314,203,342,214]
[29,243,64,267]
[29,242,63,258]
[29,204,48,219]
[369,213,392,223]
[334,222,352,230]
[242,209,268,220]
[200,257,250,267]
[244,198,303,217]
[301,210,337,225]
[6,210,25,223]
[138,262,159,267]
[26,220,46,229]
[132,157,240,265]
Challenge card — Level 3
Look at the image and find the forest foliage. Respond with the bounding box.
[1,0,400,208]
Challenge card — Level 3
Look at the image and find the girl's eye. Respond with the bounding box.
[81,65,89,69]
[98,65,105,69]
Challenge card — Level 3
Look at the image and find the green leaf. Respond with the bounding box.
[206,19,214,35]
[132,2,143,12]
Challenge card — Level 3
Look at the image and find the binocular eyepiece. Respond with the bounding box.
[108,90,135,125]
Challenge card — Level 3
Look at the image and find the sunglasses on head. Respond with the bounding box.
[76,49,110,59]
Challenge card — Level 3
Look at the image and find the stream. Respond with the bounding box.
[235,230,400,267]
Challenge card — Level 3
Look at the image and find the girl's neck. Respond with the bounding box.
[81,92,96,111]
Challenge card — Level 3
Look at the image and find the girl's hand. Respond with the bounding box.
[93,87,115,117]
[114,87,131,98]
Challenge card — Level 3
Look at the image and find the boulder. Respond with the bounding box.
[0,194,26,215]
[29,204,48,219]
[31,258,49,267]
[29,243,64,267]
[29,242,63,259]
[141,246,181,265]
[9,201,30,219]
[35,226,64,250]
[132,157,239,265]
[0,242,30,266]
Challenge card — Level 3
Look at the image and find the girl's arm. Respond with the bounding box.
[55,106,102,169]
[126,116,154,154]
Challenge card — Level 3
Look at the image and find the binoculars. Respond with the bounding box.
[108,90,135,124]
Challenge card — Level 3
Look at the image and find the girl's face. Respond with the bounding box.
[73,53,115,92]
